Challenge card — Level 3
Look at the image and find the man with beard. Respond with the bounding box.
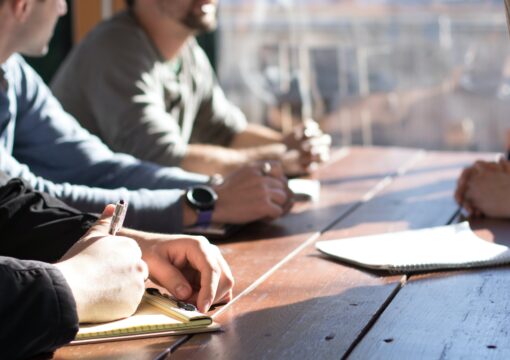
[51,0,331,177]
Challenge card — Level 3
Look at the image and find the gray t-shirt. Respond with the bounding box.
[52,10,247,167]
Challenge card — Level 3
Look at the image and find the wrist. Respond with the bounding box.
[182,195,199,226]
[54,260,85,320]
[183,186,217,226]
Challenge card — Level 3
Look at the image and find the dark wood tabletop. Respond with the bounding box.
[54,146,507,360]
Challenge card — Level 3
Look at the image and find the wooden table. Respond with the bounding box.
[54,146,508,360]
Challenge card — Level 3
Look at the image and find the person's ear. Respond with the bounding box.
[10,0,31,23]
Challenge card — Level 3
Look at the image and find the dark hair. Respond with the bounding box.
[125,0,135,8]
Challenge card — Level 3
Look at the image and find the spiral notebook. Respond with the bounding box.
[72,288,220,344]
[316,222,510,273]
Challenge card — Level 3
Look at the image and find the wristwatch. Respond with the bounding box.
[185,185,218,226]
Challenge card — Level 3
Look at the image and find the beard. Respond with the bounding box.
[181,8,218,33]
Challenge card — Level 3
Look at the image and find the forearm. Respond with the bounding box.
[181,143,286,176]
[0,257,79,359]
[230,123,284,149]
[180,144,248,176]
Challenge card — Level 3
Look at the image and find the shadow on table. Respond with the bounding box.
[320,161,472,187]
[216,177,459,245]
[173,284,399,360]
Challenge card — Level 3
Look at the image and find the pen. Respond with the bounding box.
[109,200,128,235]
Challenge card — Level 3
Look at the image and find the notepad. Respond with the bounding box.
[316,222,510,273]
[72,288,220,344]
[288,179,321,202]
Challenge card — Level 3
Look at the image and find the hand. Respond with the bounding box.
[455,165,477,214]
[55,205,148,323]
[211,162,294,224]
[460,159,510,218]
[133,234,234,313]
[282,119,331,176]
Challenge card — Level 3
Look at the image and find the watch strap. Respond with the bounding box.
[196,209,214,227]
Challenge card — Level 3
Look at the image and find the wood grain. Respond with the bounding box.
[54,147,418,359]
[171,150,482,359]
[53,335,184,360]
[214,147,422,296]
[348,219,510,359]
[53,148,490,359]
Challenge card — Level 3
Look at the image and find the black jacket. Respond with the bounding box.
[0,175,98,359]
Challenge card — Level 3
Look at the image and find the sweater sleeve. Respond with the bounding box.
[0,152,188,233]
[0,257,79,360]
[0,55,208,233]
[12,55,207,191]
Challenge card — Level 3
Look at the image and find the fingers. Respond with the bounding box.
[195,243,234,312]
[255,162,293,214]
[214,163,294,223]
[153,262,193,301]
[138,259,149,281]
[197,261,220,312]
[454,167,471,205]
[302,133,332,150]
[258,160,285,180]
[146,236,235,313]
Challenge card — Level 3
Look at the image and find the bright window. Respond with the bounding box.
[217,0,510,152]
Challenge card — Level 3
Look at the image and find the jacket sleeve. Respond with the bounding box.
[0,257,79,360]
[0,177,98,262]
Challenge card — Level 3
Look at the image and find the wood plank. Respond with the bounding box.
[172,150,481,359]
[53,147,418,359]
[53,335,185,360]
[348,218,510,359]
[322,150,485,240]
[213,146,421,301]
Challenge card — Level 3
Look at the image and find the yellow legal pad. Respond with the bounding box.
[72,288,220,344]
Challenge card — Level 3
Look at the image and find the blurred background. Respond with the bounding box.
[34,0,510,153]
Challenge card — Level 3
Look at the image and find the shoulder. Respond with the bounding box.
[72,11,157,66]
[184,38,215,78]
[3,54,28,75]
[3,54,45,91]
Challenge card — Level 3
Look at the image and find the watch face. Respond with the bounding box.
[187,185,217,210]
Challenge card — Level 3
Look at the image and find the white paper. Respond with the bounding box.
[288,179,321,202]
[316,222,510,272]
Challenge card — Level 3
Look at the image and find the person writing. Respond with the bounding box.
[0,173,234,359]
[51,0,332,177]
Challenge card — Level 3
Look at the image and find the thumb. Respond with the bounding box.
[100,204,116,219]
[88,204,116,236]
